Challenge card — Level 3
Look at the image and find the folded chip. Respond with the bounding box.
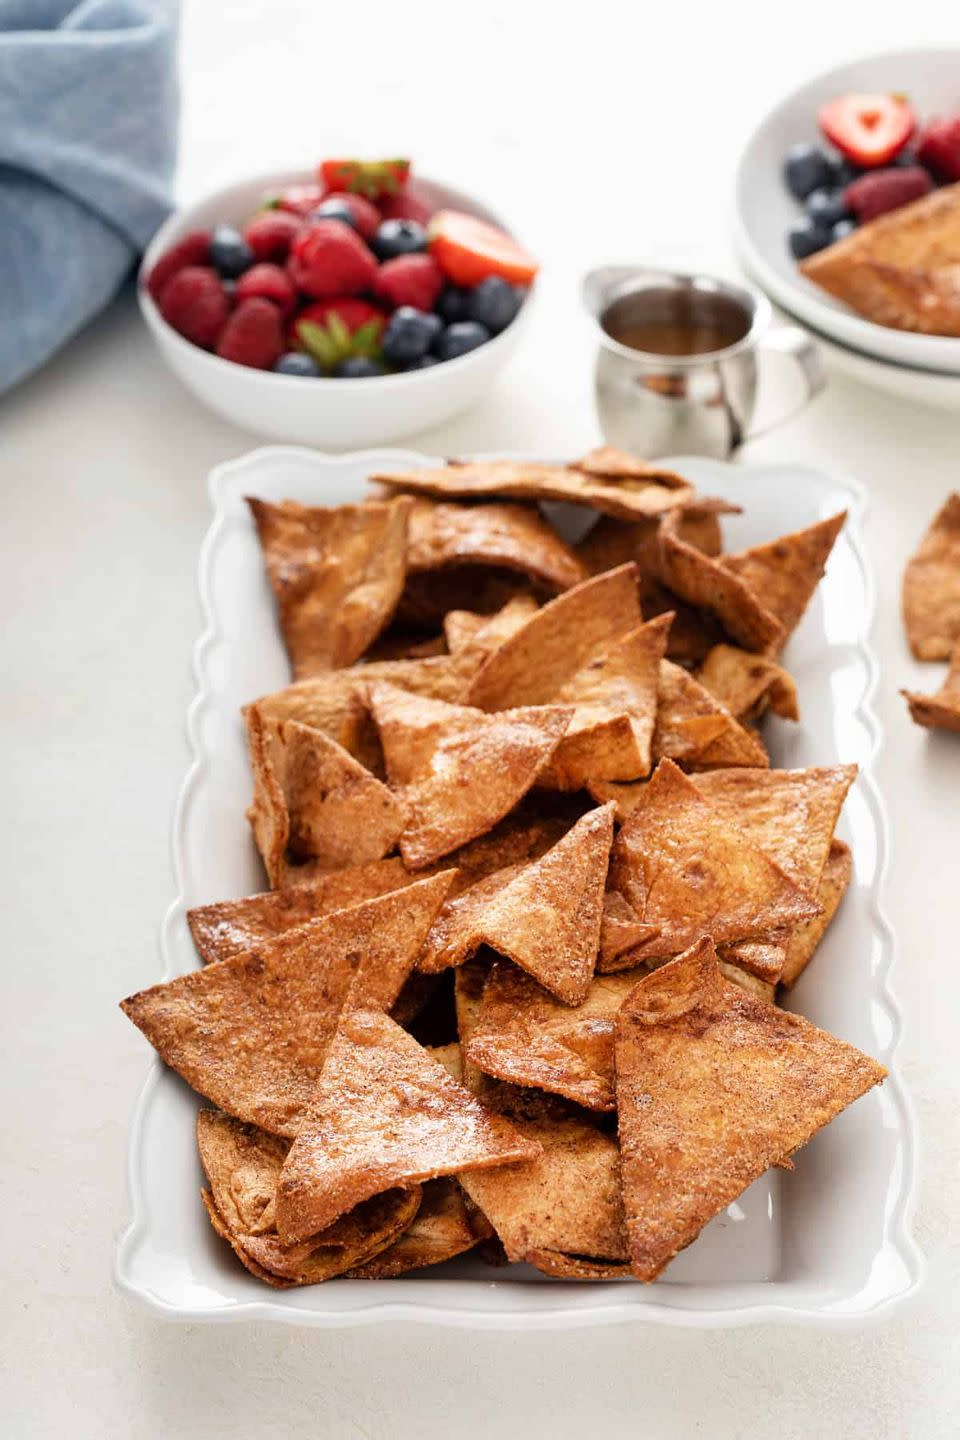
[719,512,846,650]
[697,644,799,723]
[248,496,410,677]
[367,681,572,868]
[902,640,960,731]
[275,1007,541,1244]
[120,872,454,1136]
[464,565,642,711]
[902,495,960,661]
[347,1177,490,1278]
[406,498,586,592]
[780,839,853,988]
[245,707,406,884]
[658,523,784,654]
[607,759,821,964]
[615,937,886,1281]
[197,1110,421,1285]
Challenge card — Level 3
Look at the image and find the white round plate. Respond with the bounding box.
[735,47,960,376]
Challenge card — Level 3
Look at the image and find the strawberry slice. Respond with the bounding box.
[318,158,410,200]
[819,92,914,168]
[428,210,539,287]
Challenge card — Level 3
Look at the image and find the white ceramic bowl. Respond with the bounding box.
[139,170,533,446]
[735,48,960,376]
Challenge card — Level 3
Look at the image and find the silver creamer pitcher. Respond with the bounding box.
[583,266,825,460]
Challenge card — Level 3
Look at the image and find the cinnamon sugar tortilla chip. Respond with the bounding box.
[120,872,454,1136]
[615,937,885,1281]
[780,839,853,988]
[697,644,799,723]
[607,759,821,963]
[196,1110,420,1286]
[715,938,787,984]
[464,566,641,711]
[367,681,572,868]
[577,505,735,577]
[571,446,690,485]
[655,660,769,769]
[903,495,960,661]
[525,1250,631,1279]
[275,1007,541,1243]
[902,638,960,730]
[347,1177,490,1277]
[406,498,585,592]
[443,595,539,653]
[721,511,846,648]
[248,496,410,677]
[416,864,526,974]
[719,962,776,1004]
[658,525,784,653]
[373,459,696,520]
[245,708,405,885]
[691,764,856,895]
[600,890,660,965]
[469,803,615,1004]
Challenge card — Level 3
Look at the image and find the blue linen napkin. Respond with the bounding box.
[0,0,178,395]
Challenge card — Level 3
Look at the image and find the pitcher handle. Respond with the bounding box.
[745,326,826,441]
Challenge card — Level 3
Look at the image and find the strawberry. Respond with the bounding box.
[844,166,933,223]
[318,191,381,238]
[819,92,914,168]
[157,266,230,348]
[372,253,444,311]
[292,298,386,372]
[216,298,284,369]
[146,230,211,301]
[236,263,297,315]
[243,210,303,261]
[318,157,410,200]
[275,182,325,216]
[428,210,539,287]
[916,114,960,182]
[287,220,378,299]
[379,190,433,226]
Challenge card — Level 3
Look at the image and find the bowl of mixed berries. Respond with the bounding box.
[139,158,538,444]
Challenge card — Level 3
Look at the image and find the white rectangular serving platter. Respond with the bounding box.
[116,447,922,1328]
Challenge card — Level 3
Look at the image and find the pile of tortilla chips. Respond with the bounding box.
[901,493,960,733]
[121,447,886,1286]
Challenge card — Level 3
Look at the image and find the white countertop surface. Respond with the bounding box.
[2,3,958,1436]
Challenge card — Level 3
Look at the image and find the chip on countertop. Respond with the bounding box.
[903,497,960,661]
[902,640,960,731]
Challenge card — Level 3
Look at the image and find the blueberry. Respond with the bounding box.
[333,356,386,378]
[405,354,439,369]
[784,144,834,200]
[831,219,858,242]
[433,321,491,361]
[437,286,471,324]
[310,198,359,230]
[210,224,255,278]
[382,306,443,365]
[829,156,863,188]
[467,277,525,335]
[371,219,428,261]
[788,217,832,260]
[805,188,849,227]
[273,352,321,377]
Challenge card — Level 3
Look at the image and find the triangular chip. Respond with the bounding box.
[615,937,886,1280]
[469,803,615,1004]
[607,759,821,963]
[780,839,853,988]
[902,495,960,660]
[655,660,769,769]
[248,496,410,677]
[600,890,660,965]
[691,764,856,894]
[539,616,671,789]
[697,644,799,723]
[720,512,845,647]
[443,595,539,653]
[715,937,787,984]
[524,1250,631,1279]
[406,498,585,592]
[367,681,572,868]
[347,1177,490,1277]
[245,708,405,885]
[464,566,642,711]
[658,524,784,653]
[902,639,960,731]
[275,1007,541,1243]
[120,873,454,1136]
[187,858,418,966]
[416,864,526,974]
[196,1110,420,1286]
[373,459,695,520]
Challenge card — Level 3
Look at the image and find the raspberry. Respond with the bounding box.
[157,266,230,348]
[146,230,211,301]
[372,253,443,312]
[216,298,284,369]
[916,115,960,182]
[843,166,933,223]
[287,220,378,299]
[317,191,381,239]
[236,263,297,315]
[243,210,302,261]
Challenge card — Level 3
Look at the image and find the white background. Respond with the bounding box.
[2,2,959,1436]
